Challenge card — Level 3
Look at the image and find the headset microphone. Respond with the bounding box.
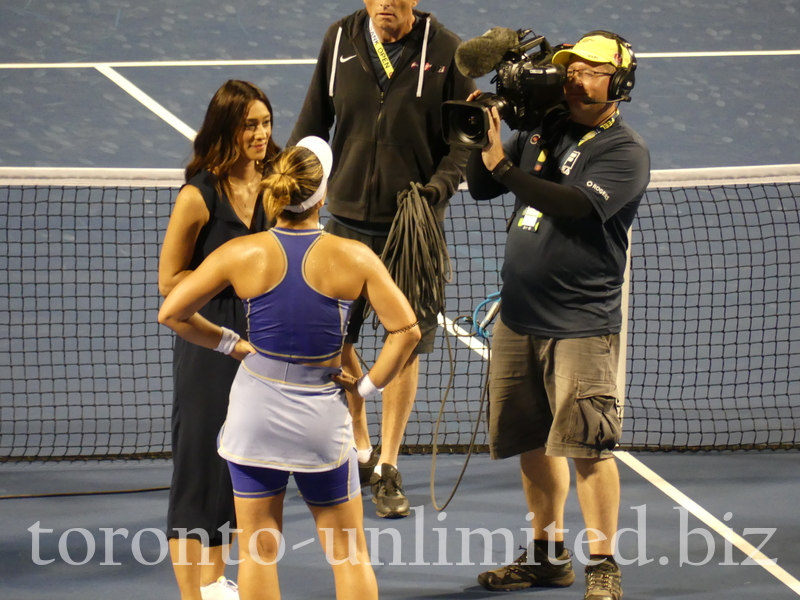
[580,96,619,105]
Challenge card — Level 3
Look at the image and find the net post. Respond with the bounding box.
[617,226,633,423]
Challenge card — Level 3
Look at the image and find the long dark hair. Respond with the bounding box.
[185,80,280,184]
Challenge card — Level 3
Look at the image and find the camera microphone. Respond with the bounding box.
[455,27,520,78]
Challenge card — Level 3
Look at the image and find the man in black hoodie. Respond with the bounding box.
[288,0,475,519]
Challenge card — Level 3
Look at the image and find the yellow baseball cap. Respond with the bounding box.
[552,34,632,68]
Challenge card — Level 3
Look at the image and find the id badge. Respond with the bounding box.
[517,206,543,232]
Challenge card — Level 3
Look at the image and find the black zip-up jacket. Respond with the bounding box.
[287,9,476,223]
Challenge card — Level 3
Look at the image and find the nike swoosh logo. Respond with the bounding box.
[339,55,357,63]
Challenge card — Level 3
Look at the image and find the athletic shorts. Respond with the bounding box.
[227,450,360,507]
[488,316,622,460]
[323,216,439,354]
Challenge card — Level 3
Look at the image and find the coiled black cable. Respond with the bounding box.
[373,182,451,322]
[362,182,493,511]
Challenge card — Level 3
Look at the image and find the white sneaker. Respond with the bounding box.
[200,576,239,600]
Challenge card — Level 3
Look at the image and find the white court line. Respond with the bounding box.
[638,50,800,58]
[437,314,489,359]
[615,450,800,595]
[1,50,799,69]
[0,59,318,69]
[94,65,196,141]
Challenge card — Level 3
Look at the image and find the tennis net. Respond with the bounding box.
[1,165,798,460]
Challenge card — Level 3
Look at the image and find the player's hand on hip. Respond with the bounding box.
[230,339,256,361]
[331,369,361,397]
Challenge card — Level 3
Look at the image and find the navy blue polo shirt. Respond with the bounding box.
[500,114,650,338]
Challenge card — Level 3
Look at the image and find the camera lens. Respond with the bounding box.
[441,99,492,147]
[461,114,484,139]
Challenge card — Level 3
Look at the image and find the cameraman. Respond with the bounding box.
[465,32,649,600]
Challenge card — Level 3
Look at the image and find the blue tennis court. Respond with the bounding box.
[2,1,800,598]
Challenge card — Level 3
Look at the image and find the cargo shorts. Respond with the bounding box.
[488,316,622,460]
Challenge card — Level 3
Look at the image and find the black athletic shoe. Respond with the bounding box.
[584,559,622,600]
[357,448,379,486]
[477,546,575,592]
[369,464,410,518]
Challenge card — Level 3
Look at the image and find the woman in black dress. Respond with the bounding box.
[158,80,280,600]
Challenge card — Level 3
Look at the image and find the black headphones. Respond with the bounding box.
[582,30,637,102]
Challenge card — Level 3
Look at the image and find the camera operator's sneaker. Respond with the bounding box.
[584,559,622,600]
[477,546,575,592]
[200,576,239,600]
[370,463,410,518]
[358,448,379,486]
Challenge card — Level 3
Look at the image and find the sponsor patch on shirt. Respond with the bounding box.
[560,150,581,176]
[586,180,610,201]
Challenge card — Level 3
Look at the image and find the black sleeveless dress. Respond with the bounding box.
[166,171,267,544]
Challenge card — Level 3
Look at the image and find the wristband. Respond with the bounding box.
[357,374,384,399]
[214,327,241,355]
[491,157,513,182]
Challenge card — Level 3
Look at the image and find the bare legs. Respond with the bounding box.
[520,448,569,545]
[520,449,620,555]
[234,493,284,600]
[169,540,232,600]
[309,496,378,600]
[377,355,418,467]
[574,455,620,555]
[233,492,377,600]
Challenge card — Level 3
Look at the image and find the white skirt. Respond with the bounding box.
[218,353,354,473]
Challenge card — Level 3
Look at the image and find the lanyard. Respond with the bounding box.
[368,19,394,79]
[557,110,619,175]
[576,110,619,147]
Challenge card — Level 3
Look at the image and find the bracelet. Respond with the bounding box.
[387,321,419,335]
[491,157,514,182]
[357,374,384,399]
[214,327,241,355]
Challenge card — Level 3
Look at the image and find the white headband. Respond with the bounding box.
[282,136,333,213]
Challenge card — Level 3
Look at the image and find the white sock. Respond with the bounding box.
[356,446,373,464]
[374,462,395,475]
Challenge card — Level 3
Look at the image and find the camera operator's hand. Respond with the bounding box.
[481,107,506,172]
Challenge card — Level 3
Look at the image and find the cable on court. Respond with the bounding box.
[430,297,498,512]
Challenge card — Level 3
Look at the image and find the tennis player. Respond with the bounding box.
[159,136,420,600]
